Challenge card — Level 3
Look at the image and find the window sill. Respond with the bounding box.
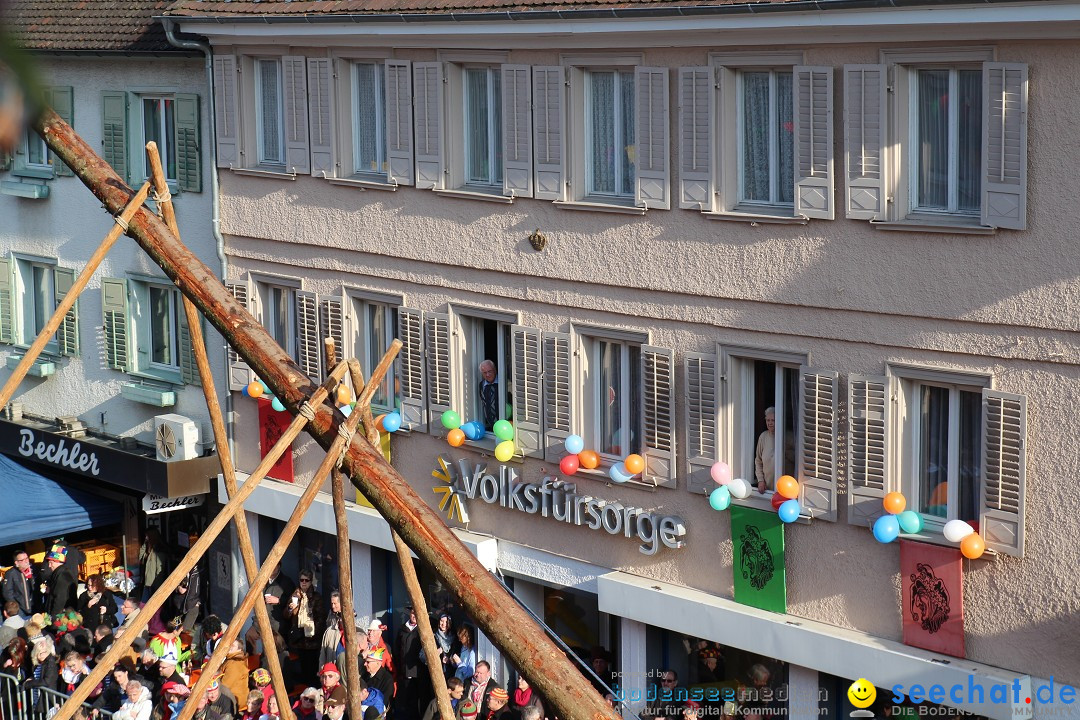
[1,180,50,199]
[120,380,177,408]
[870,219,996,236]
[327,175,398,192]
[702,210,808,225]
[434,188,513,204]
[132,367,184,386]
[571,465,660,492]
[553,199,645,215]
[460,435,524,463]
[897,529,997,557]
[5,354,56,377]
[231,167,297,181]
[12,167,55,181]
[732,491,813,524]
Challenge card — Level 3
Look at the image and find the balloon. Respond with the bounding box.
[440,410,462,430]
[710,461,731,486]
[246,382,263,398]
[336,385,353,405]
[778,499,801,524]
[883,492,907,515]
[578,450,600,470]
[960,533,986,560]
[609,462,633,484]
[382,412,402,433]
[771,492,786,511]
[943,519,975,543]
[873,514,901,544]
[447,429,466,447]
[493,420,515,442]
[776,475,800,500]
[340,404,352,418]
[463,422,485,441]
[709,487,731,512]
[565,435,585,455]
[624,454,645,475]
[897,510,923,534]
[494,440,515,463]
[271,397,285,413]
[728,478,751,500]
[560,455,580,475]
[373,414,387,432]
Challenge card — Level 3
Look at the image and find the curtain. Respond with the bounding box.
[776,72,794,204]
[742,72,770,202]
[466,69,490,184]
[957,70,982,212]
[590,72,616,195]
[917,69,949,209]
[598,340,620,455]
[619,71,635,197]
[355,64,382,173]
[919,385,949,518]
[149,286,173,366]
[259,60,282,164]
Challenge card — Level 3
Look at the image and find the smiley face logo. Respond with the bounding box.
[847,678,876,709]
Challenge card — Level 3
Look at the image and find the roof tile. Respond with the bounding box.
[3,0,181,53]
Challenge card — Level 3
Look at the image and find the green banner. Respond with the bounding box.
[730,506,787,613]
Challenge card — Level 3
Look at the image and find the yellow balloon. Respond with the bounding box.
[494,440,515,463]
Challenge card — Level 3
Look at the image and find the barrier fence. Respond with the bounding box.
[0,673,113,720]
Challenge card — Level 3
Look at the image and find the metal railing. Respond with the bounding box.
[0,672,113,720]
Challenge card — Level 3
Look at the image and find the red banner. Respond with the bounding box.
[900,539,964,658]
[258,398,294,483]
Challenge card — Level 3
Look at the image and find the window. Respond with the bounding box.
[464,67,503,187]
[255,59,285,166]
[256,281,297,361]
[147,285,180,370]
[15,259,56,346]
[24,129,49,171]
[911,68,982,216]
[582,336,640,458]
[586,70,635,199]
[455,314,512,434]
[726,354,800,495]
[129,281,184,379]
[142,97,177,183]
[352,62,386,176]
[351,297,397,412]
[739,69,794,207]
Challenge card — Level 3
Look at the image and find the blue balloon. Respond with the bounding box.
[464,422,485,441]
[778,499,801,524]
[271,397,285,413]
[339,404,352,417]
[709,486,731,512]
[565,434,585,455]
[873,514,901,544]
[241,384,250,397]
[382,412,402,433]
[609,462,632,484]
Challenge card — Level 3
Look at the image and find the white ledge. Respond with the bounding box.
[870,219,996,235]
[702,210,808,225]
[554,200,645,215]
[230,167,297,180]
[326,176,398,191]
[434,188,514,204]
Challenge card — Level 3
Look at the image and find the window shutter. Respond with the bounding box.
[413,62,444,190]
[532,66,565,202]
[101,278,130,372]
[683,351,717,495]
[633,67,670,210]
[981,62,1028,230]
[799,368,837,522]
[225,280,252,390]
[54,267,79,357]
[501,65,533,199]
[397,307,426,432]
[425,311,452,433]
[307,58,334,178]
[510,325,543,459]
[0,259,13,344]
[48,87,74,176]
[792,66,833,220]
[542,331,571,462]
[319,294,344,366]
[101,91,129,184]
[0,151,10,172]
[843,65,886,220]
[178,306,201,386]
[980,389,1026,557]
[174,93,202,193]
[846,374,890,526]
[295,289,321,379]
[385,60,414,187]
[213,55,240,169]
[282,56,311,174]
[678,67,714,211]
[641,345,675,488]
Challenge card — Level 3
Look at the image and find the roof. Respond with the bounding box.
[2,0,183,53]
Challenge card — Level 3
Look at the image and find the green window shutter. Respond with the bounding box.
[174,94,202,193]
[178,302,201,386]
[0,259,13,344]
[0,151,11,172]
[101,278,131,371]
[101,91,129,184]
[48,87,75,176]
[54,267,79,356]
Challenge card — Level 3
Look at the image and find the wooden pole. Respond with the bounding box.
[146,142,296,720]
[36,107,620,720]
[0,181,150,411]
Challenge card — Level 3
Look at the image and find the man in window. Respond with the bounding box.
[479,360,500,431]
[754,407,777,493]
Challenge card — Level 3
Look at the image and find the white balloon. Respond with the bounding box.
[942,519,975,543]
[728,477,752,500]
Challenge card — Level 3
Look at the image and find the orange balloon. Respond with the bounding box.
[776,475,800,500]
[960,533,985,560]
[447,428,466,447]
[578,450,600,470]
[624,454,645,475]
[336,384,353,405]
[373,414,387,432]
[883,491,907,515]
[246,382,264,399]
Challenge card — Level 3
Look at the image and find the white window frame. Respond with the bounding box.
[463,65,503,189]
[254,58,286,167]
[584,68,636,201]
[24,129,50,172]
[351,61,387,178]
[736,68,795,210]
[346,288,401,415]
[13,256,57,350]
[130,277,184,382]
[139,95,177,183]
[449,304,518,449]
[254,276,300,361]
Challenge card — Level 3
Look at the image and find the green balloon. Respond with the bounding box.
[897,510,923,534]
[441,410,462,430]
[493,420,515,442]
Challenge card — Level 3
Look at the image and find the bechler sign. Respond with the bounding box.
[435,455,686,556]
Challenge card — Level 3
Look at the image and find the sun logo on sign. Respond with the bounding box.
[432,455,470,524]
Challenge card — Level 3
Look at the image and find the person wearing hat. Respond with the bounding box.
[208,672,238,718]
[323,695,349,720]
[360,648,395,706]
[457,699,479,720]
[481,687,511,720]
[365,619,394,674]
[43,543,77,616]
[150,617,192,669]
[696,648,724,684]
[589,646,617,695]
[319,662,347,708]
[394,605,422,717]
[157,652,188,686]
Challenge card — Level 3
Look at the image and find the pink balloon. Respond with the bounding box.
[710,461,731,485]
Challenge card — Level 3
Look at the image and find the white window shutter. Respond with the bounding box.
[225,280,252,390]
[511,325,543,459]
[101,278,131,373]
[319,294,344,366]
[307,58,334,178]
[799,368,838,522]
[635,67,670,210]
[847,374,890,526]
[980,389,1026,557]
[385,60,414,187]
[843,65,886,220]
[295,289,321,380]
[683,351,717,494]
[641,345,676,488]
[502,65,533,199]
[982,62,1028,230]
[53,267,79,357]
[793,66,834,220]
[542,331,571,462]
[0,258,13,344]
[178,307,200,387]
[283,55,311,174]
[425,311,452,433]
[532,66,565,202]
[413,62,444,190]
[678,67,714,211]
[397,307,426,432]
[213,55,240,169]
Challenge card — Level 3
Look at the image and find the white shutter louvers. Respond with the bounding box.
[981,62,1028,230]
[213,55,239,168]
[511,325,543,458]
[396,307,426,432]
[793,66,834,220]
[307,58,334,177]
[424,312,452,433]
[542,331,571,462]
[532,67,565,201]
[296,290,321,380]
[319,295,344,363]
[413,62,444,190]
[683,351,717,494]
[634,67,670,210]
[225,281,252,390]
[678,67,713,210]
[283,55,311,174]
[385,60,415,186]
[502,65,533,198]
[799,368,838,521]
[843,65,886,220]
[847,374,890,526]
[641,345,676,488]
[980,389,1026,556]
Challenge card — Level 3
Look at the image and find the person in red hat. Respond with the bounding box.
[319,663,346,708]
[457,699,479,720]
[482,687,511,720]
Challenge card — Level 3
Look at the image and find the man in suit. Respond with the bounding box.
[394,605,422,719]
[466,662,501,720]
[3,549,39,617]
[478,361,500,431]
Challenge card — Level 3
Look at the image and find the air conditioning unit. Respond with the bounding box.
[154,414,200,462]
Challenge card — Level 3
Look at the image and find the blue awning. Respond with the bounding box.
[0,453,123,547]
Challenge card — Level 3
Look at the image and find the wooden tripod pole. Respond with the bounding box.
[146,142,296,720]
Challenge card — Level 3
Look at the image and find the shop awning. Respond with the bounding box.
[0,453,122,547]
